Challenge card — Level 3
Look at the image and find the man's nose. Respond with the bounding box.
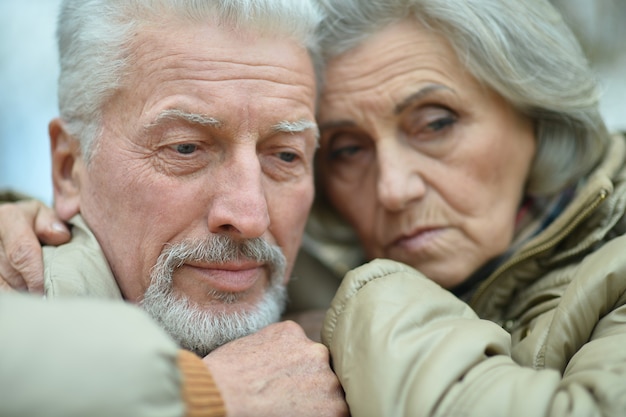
[207,153,270,239]
[376,144,426,212]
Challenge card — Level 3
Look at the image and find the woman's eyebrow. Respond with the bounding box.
[318,120,356,132]
[394,84,453,115]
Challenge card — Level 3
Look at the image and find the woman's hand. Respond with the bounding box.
[0,200,70,292]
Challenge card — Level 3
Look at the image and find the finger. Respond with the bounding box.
[0,242,28,291]
[4,238,44,292]
[0,271,18,292]
[34,204,71,246]
[0,202,46,292]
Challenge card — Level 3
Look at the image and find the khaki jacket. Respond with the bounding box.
[0,292,186,417]
[322,134,626,416]
[43,215,121,298]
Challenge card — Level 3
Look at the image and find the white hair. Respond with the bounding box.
[56,0,324,163]
[316,0,611,196]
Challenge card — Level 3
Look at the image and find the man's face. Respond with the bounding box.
[70,21,317,317]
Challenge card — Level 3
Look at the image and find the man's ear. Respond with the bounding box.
[49,118,83,221]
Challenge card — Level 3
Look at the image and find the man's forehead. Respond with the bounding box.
[123,23,318,114]
[132,19,315,75]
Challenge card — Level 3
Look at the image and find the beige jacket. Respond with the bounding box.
[322,134,626,416]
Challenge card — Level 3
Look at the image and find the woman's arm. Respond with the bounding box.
[323,258,626,417]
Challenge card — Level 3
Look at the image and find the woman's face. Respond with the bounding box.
[317,18,536,289]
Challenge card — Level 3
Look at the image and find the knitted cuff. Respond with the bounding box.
[178,350,227,417]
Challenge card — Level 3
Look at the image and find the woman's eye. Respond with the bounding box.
[405,106,458,139]
[174,143,197,154]
[330,144,362,160]
[426,116,456,132]
[322,130,366,161]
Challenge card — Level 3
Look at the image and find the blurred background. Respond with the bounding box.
[0,0,60,204]
[552,0,626,132]
[0,0,625,205]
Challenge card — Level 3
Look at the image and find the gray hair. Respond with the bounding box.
[56,0,324,162]
[316,0,610,195]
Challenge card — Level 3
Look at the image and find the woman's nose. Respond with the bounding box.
[376,145,426,212]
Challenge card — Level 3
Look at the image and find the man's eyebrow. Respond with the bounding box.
[394,84,453,115]
[272,119,320,140]
[145,109,222,129]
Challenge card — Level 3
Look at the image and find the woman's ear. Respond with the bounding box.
[49,118,83,221]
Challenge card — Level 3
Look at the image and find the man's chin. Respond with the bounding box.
[192,299,264,317]
[141,283,287,356]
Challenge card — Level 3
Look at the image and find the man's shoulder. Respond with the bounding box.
[43,215,122,299]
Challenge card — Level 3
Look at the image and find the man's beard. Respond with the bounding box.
[140,235,288,357]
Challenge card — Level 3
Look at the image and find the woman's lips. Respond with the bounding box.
[390,227,444,253]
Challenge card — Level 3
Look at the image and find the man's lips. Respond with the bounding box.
[180,261,266,293]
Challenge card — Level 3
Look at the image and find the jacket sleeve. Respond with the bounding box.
[322,259,598,417]
[0,189,31,202]
[0,293,225,417]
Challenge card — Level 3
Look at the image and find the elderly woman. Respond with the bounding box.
[2,0,626,415]
[306,0,626,415]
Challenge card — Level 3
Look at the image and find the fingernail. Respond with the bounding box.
[51,222,69,234]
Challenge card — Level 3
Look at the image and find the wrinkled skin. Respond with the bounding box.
[0,18,348,417]
[316,18,536,289]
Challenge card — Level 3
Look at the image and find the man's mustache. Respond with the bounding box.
[151,235,287,286]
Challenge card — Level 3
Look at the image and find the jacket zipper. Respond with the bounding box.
[469,189,609,311]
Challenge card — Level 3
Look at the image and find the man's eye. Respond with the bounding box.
[278,152,297,163]
[174,144,197,154]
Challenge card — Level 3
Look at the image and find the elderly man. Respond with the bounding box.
[0,0,348,416]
